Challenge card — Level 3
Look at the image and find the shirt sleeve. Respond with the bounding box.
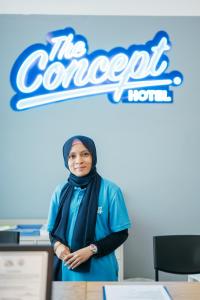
[109,186,132,232]
[94,229,129,257]
[46,184,63,232]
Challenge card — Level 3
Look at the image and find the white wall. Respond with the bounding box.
[0,0,200,15]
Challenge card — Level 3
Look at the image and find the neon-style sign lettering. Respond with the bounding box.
[10,28,183,111]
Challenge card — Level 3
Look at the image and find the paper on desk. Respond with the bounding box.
[0,225,17,231]
[103,285,172,300]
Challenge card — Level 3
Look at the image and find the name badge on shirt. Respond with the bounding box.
[97,206,103,214]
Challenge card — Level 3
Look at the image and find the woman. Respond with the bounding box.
[47,135,131,281]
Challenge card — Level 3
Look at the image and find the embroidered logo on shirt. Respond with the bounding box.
[97,206,103,214]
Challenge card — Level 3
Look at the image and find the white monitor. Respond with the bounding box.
[0,245,53,300]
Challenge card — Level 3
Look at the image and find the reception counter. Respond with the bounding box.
[51,281,200,300]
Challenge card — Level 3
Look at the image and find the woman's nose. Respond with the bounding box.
[75,154,83,163]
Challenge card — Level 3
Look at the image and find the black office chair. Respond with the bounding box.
[153,235,200,281]
[0,231,20,244]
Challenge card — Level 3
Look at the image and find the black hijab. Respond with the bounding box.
[50,135,101,274]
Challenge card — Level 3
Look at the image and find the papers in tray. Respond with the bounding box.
[15,224,43,236]
[0,224,49,237]
[103,285,172,300]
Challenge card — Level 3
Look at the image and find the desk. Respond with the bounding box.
[52,281,200,300]
[52,282,86,300]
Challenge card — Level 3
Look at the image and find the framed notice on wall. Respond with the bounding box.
[0,245,53,300]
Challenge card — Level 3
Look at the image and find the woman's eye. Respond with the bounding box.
[69,154,76,159]
[83,152,90,157]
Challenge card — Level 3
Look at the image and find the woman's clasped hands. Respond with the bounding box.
[55,242,93,270]
[63,247,94,269]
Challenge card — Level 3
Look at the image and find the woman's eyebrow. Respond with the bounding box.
[68,151,75,155]
[69,150,89,155]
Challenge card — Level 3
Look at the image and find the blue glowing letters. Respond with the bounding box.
[10,27,183,111]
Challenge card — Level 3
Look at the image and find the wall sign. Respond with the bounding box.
[10,27,183,111]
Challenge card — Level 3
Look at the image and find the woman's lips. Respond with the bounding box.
[75,166,86,171]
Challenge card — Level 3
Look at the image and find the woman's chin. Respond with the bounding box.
[74,171,89,177]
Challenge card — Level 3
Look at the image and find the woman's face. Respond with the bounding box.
[68,142,92,177]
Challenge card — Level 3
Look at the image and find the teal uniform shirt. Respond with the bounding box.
[47,178,132,281]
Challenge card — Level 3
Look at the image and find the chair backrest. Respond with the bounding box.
[153,235,200,281]
[0,231,20,244]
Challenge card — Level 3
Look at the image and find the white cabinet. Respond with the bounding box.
[115,245,124,280]
[20,234,50,245]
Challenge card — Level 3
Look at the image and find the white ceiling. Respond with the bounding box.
[0,0,200,15]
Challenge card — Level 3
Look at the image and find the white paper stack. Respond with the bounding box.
[103,285,172,300]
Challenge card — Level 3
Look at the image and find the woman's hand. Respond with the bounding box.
[54,242,70,260]
[63,246,93,269]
